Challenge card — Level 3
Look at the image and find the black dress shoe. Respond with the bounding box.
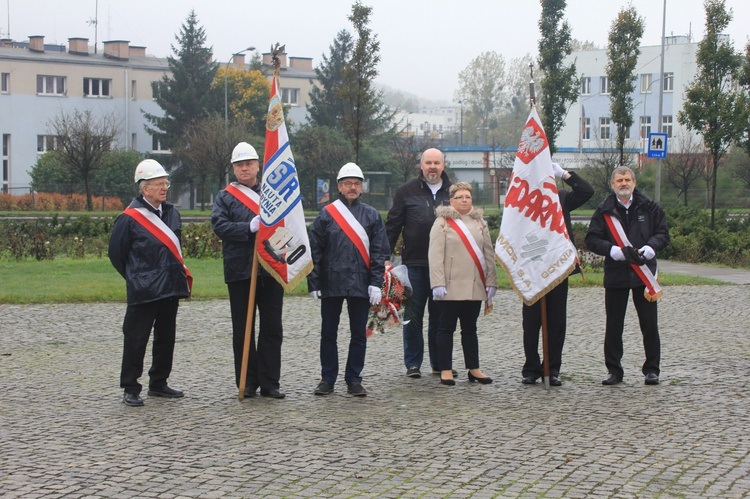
[440,377,456,386]
[243,386,258,398]
[123,392,144,407]
[260,388,286,399]
[314,381,334,395]
[602,373,622,385]
[147,385,184,398]
[467,371,493,384]
[644,373,660,385]
[347,382,367,396]
[549,375,562,387]
[522,376,539,385]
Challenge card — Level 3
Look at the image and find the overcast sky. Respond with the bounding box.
[3,0,749,102]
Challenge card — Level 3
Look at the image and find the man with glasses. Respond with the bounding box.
[212,142,286,399]
[308,163,389,396]
[109,159,190,407]
[385,148,452,378]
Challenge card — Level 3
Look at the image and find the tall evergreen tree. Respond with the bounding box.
[144,10,218,149]
[538,0,579,154]
[679,0,744,227]
[606,6,645,165]
[308,30,353,129]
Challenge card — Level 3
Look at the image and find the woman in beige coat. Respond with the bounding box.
[428,182,497,386]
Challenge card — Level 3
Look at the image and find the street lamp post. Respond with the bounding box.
[224,46,255,131]
[459,100,463,146]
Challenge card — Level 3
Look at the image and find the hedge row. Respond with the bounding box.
[0,192,124,212]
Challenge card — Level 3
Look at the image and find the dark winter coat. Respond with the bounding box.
[211,183,270,283]
[308,194,389,299]
[385,171,452,266]
[585,188,670,289]
[109,196,190,305]
[559,171,595,274]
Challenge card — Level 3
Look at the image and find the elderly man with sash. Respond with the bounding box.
[211,142,286,399]
[109,159,192,407]
[308,163,389,397]
[585,166,669,386]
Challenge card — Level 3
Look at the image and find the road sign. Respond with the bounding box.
[647,132,668,159]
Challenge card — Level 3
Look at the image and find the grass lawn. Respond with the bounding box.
[0,257,724,304]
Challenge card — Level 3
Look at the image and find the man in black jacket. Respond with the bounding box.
[585,166,670,386]
[109,159,190,407]
[211,142,286,399]
[522,163,594,387]
[308,163,389,397]
[385,148,452,378]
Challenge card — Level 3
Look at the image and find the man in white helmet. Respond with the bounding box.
[211,142,286,399]
[109,159,190,407]
[308,162,389,397]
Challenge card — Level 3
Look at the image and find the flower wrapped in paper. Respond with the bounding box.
[366,263,412,337]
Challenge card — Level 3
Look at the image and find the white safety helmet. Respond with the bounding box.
[337,162,364,181]
[134,159,168,184]
[231,142,259,163]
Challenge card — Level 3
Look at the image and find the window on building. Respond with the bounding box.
[281,88,299,105]
[641,73,653,93]
[599,117,611,140]
[640,116,652,139]
[1,73,9,93]
[2,134,9,192]
[662,115,673,137]
[583,117,591,140]
[663,72,674,92]
[131,80,137,100]
[37,75,66,95]
[152,135,169,152]
[580,77,591,95]
[37,135,59,153]
[84,78,112,97]
[600,76,610,95]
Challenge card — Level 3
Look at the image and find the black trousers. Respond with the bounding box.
[228,275,284,390]
[319,296,369,385]
[436,300,482,371]
[120,297,179,395]
[604,286,661,379]
[522,278,568,378]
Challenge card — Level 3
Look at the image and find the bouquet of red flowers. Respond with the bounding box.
[366,263,412,338]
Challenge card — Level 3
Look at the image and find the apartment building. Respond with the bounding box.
[553,35,701,169]
[0,35,315,194]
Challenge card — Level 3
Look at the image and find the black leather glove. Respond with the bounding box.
[623,246,646,265]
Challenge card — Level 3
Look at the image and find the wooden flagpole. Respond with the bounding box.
[528,62,550,390]
[238,252,259,400]
[238,44,285,401]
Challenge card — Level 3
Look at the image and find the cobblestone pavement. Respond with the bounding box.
[1,284,749,498]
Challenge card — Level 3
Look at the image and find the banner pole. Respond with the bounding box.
[238,249,260,401]
[541,295,550,390]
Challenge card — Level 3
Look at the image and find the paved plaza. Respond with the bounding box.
[1,280,749,497]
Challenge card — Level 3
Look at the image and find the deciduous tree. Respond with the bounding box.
[606,5,645,165]
[538,0,579,154]
[679,0,744,226]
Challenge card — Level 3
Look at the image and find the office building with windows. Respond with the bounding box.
[554,35,701,169]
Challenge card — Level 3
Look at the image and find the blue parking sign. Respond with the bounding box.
[647,133,668,159]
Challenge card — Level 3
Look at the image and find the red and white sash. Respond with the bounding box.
[324,199,370,269]
[445,217,486,287]
[225,182,260,215]
[123,206,193,295]
[603,213,662,301]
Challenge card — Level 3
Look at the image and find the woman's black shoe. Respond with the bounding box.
[440,377,456,386]
[467,371,493,384]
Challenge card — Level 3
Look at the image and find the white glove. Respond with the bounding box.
[485,286,497,300]
[610,246,626,261]
[368,285,382,306]
[432,286,447,300]
[249,216,260,233]
[309,290,321,301]
[640,245,655,260]
[551,162,566,179]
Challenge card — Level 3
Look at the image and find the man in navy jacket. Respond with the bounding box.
[109,159,190,407]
